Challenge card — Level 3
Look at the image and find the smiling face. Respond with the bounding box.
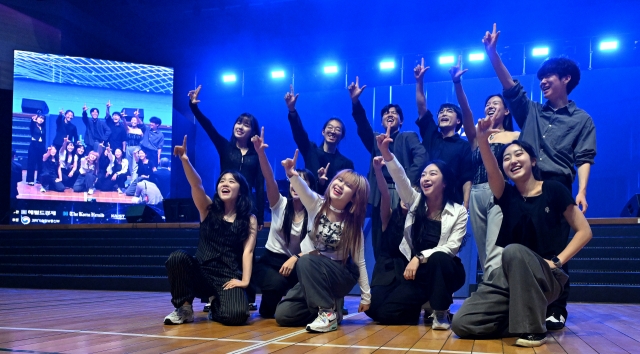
[64,112,74,122]
[328,175,355,203]
[322,119,344,145]
[137,149,147,160]
[114,149,123,159]
[66,143,75,153]
[502,144,535,182]
[112,114,121,123]
[88,153,97,162]
[437,107,460,132]
[130,117,139,127]
[76,145,85,155]
[90,109,99,119]
[540,73,570,102]
[217,173,241,202]
[381,107,402,132]
[36,116,45,125]
[49,146,57,156]
[233,117,253,141]
[485,96,509,128]
[419,164,446,200]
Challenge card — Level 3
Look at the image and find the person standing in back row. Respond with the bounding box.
[82,103,111,153]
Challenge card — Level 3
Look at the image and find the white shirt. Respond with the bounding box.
[385,156,468,262]
[265,195,304,256]
[290,175,371,305]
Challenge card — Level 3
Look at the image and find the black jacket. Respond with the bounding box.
[352,101,427,206]
[287,110,354,195]
[106,113,128,151]
[189,101,265,225]
[82,111,111,146]
[53,114,78,146]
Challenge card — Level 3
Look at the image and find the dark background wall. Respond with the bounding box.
[2,0,640,220]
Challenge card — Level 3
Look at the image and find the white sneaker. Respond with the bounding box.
[306,309,338,333]
[40,187,46,193]
[117,188,124,194]
[164,304,194,325]
[88,188,95,195]
[431,310,451,330]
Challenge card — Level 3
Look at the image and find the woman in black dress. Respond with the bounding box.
[164,136,257,326]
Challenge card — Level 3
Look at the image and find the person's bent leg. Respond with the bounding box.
[422,252,466,312]
[73,175,86,192]
[469,184,489,274]
[275,283,316,326]
[253,254,291,318]
[484,202,505,280]
[210,285,249,326]
[295,254,358,310]
[163,250,207,325]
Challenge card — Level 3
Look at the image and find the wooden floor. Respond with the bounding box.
[0,289,638,354]
[16,181,134,204]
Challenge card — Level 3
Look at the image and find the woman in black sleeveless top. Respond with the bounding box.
[164,136,257,326]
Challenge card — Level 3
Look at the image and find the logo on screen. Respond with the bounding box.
[20,216,31,225]
[63,211,69,216]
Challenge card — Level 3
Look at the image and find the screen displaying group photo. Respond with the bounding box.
[10,50,174,224]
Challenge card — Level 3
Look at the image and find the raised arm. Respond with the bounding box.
[42,146,53,161]
[81,104,89,124]
[57,109,64,127]
[105,101,112,124]
[285,85,312,158]
[476,117,505,199]
[449,56,476,146]
[188,85,230,155]
[282,150,320,210]
[377,127,420,206]
[414,58,430,117]
[174,135,212,221]
[348,77,375,153]
[373,156,392,231]
[252,129,281,208]
[483,23,516,90]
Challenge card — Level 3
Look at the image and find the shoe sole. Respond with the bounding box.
[515,337,547,347]
[163,318,194,325]
[306,322,338,333]
[432,323,451,330]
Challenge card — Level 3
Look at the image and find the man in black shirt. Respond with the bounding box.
[285,85,354,195]
[52,109,78,151]
[483,23,597,329]
[153,157,171,199]
[105,101,127,152]
[82,103,112,153]
[414,60,473,209]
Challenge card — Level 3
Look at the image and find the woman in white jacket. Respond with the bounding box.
[369,126,467,329]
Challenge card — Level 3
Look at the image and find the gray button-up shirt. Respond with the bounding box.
[503,80,596,182]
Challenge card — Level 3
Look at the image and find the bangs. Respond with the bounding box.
[235,116,252,126]
[333,169,369,194]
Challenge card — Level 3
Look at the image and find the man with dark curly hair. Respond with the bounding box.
[483,23,597,332]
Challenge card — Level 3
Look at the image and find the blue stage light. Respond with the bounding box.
[324,65,338,74]
[379,61,395,70]
[271,70,285,79]
[439,55,455,65]
[468,53,485,62]
[599,40,618,51]
[531,47,549,57]
[222,74,236,83]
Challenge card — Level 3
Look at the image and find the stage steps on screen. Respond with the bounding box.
[0,226,270,291]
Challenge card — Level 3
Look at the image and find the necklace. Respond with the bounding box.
[329,204,344,213]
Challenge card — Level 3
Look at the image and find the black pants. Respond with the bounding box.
[26,141,45,183]
[165,250,249,326]
[275,254,358,327]
[60,168,78,188]
[540,171,572,319]
[96,173,127,191]
[252,250,299,318]
[73,172,97,192]
[40,173,65,192]
[366,252,465,325]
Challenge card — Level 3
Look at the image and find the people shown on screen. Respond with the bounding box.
[125,113,145,177]
[140,116,164,171]
[153,157,171,199]
[52,109,78,151]
[106,101,127,152]
[164,135,257,326]
[82,104,111,153]
[96,146,129,194]
[250,127,318,318]
[26,113,46,186]
[73,150,100,194]
[58,137,79,189]
[133,180,163,206]
[39,146,64,193]
[126,149,153,196]
[11,150,21,199]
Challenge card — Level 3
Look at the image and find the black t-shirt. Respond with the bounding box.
[495,180,575,259]
[412,218,441,256]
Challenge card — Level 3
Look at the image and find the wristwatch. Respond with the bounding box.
[416,254,425,263]
[551,256,563,269]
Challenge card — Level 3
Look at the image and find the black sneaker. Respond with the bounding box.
[342,307,349,315]
[515,333,547,347]
[546,312,566,330]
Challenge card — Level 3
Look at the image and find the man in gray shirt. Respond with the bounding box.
[483,23,596,331]
[140,116,165,171]
[133,180,164,206]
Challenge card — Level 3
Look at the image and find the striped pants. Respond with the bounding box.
[166,250,249,326]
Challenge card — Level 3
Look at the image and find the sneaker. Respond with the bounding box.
[515,333,547,347]
[40,187,46,193]
[164,304,194,325]
[249,303,258,311]
[117,188,124,194]
[431,310,451,330]
[28,182,35,186]
[546,313,566,330]
[88,188,95,195]
[306,309,338,333]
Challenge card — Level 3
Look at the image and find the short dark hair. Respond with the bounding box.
[149,116,162,125]
[380,104,404,123]
[65,110,75,117]
[90,108,99,114]
[500,140,542,180]
[320,117,346,145]
[484,94,514,132]
[438,103,463,132]
[537,57,581,94]
[112,112,121,118]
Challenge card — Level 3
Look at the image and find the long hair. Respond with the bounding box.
[206,170,254,240]
[312,169,370,264]
[281,169,317,246]
[64,143,75,164]
[229,113,259,150]
[484,94,514,132]
[410,160,457,250]
[500,140,542,180]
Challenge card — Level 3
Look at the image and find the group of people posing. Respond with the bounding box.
[24,101,167,198]
[163,24,596,348]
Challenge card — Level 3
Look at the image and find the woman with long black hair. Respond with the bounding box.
[250,127,318,318]
[26,113,46,186]
[39,145,65,193]
[164,136,257,326]
[58,138,78,189]
[367,126,467,329]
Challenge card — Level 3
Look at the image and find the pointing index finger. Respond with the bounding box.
[292,149,299,166]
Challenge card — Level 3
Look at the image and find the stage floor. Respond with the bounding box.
[16,180,134,204]
[0,289,638,353]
